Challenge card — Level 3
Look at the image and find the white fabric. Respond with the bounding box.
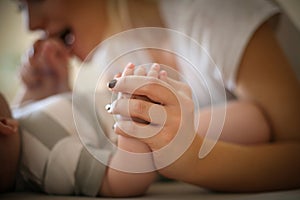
[41,96,77,136]
[15,95,80,194]
[159,0,280,92]
[85,0,280,108]
[20,129,50,187]
[13,93,111,196]
[44,136,82,194]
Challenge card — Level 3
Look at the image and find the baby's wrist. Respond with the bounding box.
[117,135,151,153]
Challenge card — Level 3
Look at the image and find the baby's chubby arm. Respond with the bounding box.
[98,63,159,197]
[99,136,157,197]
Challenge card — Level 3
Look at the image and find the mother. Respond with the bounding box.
[17,0,300,192]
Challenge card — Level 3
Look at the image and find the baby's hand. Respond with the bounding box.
[113,63,169,103]
[107,62,169,125]
[0,118,18,136]
[119,62,168,96]
[113,63,168,124]
[121,62,167,81]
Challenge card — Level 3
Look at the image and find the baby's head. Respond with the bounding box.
[0,93,20,193]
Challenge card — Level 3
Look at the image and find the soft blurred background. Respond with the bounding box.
[0,0,299,105]
[0,0,40,103]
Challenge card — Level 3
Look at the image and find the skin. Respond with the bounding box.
[0,90,156,197]
[23,0,108,60]
[17,0,109,103]
[16,0,163,104]
[0,92,156,196]
[15,0,300,194]
[100,136,157,197]
[110,22,300,191]
[100,64,157,197]
[11,1,158,197]
[18,38,71,102]
[0,94,20,193]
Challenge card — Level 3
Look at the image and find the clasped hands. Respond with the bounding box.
[106,63,197,155]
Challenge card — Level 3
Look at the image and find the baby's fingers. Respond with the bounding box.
[122,63,135,76]
[147,63,160,78]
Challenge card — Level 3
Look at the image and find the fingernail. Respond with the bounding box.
[112,123,116,130]
[107,79,117,89]
[152,63,159,68]
[105,104,111,112]
[114,72,122,79]
[127,62,134,68]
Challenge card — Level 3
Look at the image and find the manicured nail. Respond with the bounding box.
[107,79,117,89]
[105,104,111,112]
[152,63,159,69]
[126,62,134,68]
[114,72,122,79]
[112,123,116,130]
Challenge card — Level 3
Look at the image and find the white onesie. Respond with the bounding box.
[13,93,113,196]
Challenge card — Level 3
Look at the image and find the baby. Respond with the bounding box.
[0,70,158,197]
[1,62,270,197]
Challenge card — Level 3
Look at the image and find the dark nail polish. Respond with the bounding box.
[105,104,111,112]
[107,79,117,89]
[112,123,117,130]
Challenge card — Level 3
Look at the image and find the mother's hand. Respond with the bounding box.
[18,39,71,103]
[107,72,196,152]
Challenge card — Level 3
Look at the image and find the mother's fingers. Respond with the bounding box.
[165,77,193,98]
[114,120,164,141]
[109,76,178,105]
[109,98,167,125]
[19,61,41,88]
[20,39,70,85]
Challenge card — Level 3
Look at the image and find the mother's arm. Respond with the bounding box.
[236,22,300,142]
[168,22,300,192]
[111,22,300,192]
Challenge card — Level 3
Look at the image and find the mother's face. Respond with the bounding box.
[21,0,108,60]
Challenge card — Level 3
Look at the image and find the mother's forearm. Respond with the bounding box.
[158,135,300,192]
[197,100,271,145]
